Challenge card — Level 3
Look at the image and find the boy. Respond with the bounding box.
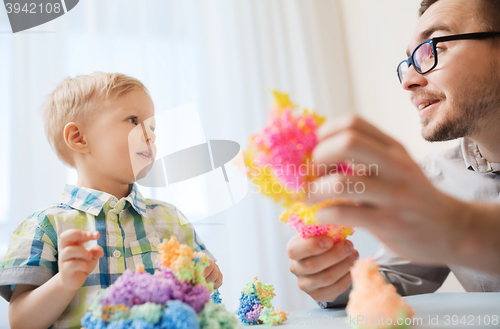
[0,72,223,329]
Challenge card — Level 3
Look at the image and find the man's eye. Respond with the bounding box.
[150,126,156,132]
[436,47,445,54]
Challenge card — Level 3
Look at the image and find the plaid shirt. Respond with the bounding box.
[0,183,213,329]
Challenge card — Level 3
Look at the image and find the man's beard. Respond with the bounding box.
[423,62,500,142]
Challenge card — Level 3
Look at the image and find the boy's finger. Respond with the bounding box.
[60,259,91,274]
[214,271,223,289]
[60,229,100,249]
[203,260,215,276]
[205,264,219,282]
[89,245,104,260]
[59,245,92,262]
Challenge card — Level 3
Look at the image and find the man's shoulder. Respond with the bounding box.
[422,141,463,163]
[418,140,495,202]
[420,141,464,176]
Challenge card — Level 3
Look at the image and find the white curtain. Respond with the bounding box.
[0,1,376,326]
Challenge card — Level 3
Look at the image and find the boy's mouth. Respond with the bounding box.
[137,150,153,162]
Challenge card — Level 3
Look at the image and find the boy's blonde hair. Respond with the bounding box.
[41,71,148,168]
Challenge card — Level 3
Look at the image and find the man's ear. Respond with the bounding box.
[64,122,89,153]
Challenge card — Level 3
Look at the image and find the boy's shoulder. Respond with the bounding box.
[144,197,175,210]
[13,203,87,238]
[143,198,190,225]
[19,203,71,225]
[29,202,84,220]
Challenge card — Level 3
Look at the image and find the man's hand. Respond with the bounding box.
[58,229,104,291]
[287,235,359,302]
[204,258,223,289]
[308,114,473,266]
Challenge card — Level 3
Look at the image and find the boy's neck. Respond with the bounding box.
[76,177,133,200]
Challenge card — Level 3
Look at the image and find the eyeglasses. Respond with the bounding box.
[397,32,500,83]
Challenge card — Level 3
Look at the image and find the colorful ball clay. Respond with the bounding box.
[244,91,325,207]
[259,307,289,326]
[211,290,222,304]
[161,300,200,329]
[279,199,355,240]
[244,91,355,241]
[346,258,415,329]
[81,236,238,329]
[199,301,240,329]
[236,277,288,326]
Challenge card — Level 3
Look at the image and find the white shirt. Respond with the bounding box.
[320,137,500,308]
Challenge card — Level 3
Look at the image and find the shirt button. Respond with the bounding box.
[110,201,117,208]
[153,240,160,248]
[113,250,121,258]
[110,213,117,221]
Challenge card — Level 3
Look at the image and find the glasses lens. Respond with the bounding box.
[414,42,435,73]
[397,61,409,82]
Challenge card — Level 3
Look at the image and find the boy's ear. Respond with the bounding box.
[64,122,88,153]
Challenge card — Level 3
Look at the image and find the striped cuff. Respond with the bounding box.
[0,266,55,301]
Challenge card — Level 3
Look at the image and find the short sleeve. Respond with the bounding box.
[0,212,58,302]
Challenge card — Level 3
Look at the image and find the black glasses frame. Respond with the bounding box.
[397,31,500,83]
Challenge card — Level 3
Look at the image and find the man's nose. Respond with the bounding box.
[401,65,428,91]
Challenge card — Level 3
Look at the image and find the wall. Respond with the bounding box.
[338,0,464,292]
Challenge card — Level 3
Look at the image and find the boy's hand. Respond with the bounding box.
[203,258,223,289]
[58,229,104,291]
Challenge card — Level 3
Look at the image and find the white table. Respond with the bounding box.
[245,293,500,328]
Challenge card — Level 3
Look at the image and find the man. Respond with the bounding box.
[287,0,500,307]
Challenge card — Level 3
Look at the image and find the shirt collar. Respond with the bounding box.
[60,182,148,218]
[461,137,500,174]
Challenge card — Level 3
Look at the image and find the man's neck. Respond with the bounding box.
[472,138,500,164]
[471,115,500,163]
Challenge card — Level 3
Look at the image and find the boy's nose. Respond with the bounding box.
[141,122,156,143]
[147,130,156,144]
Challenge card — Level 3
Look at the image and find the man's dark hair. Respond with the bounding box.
[419,0,500,32]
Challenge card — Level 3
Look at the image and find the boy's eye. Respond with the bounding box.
[127,117,138,124]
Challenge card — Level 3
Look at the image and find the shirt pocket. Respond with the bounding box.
[129,236,161,272]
